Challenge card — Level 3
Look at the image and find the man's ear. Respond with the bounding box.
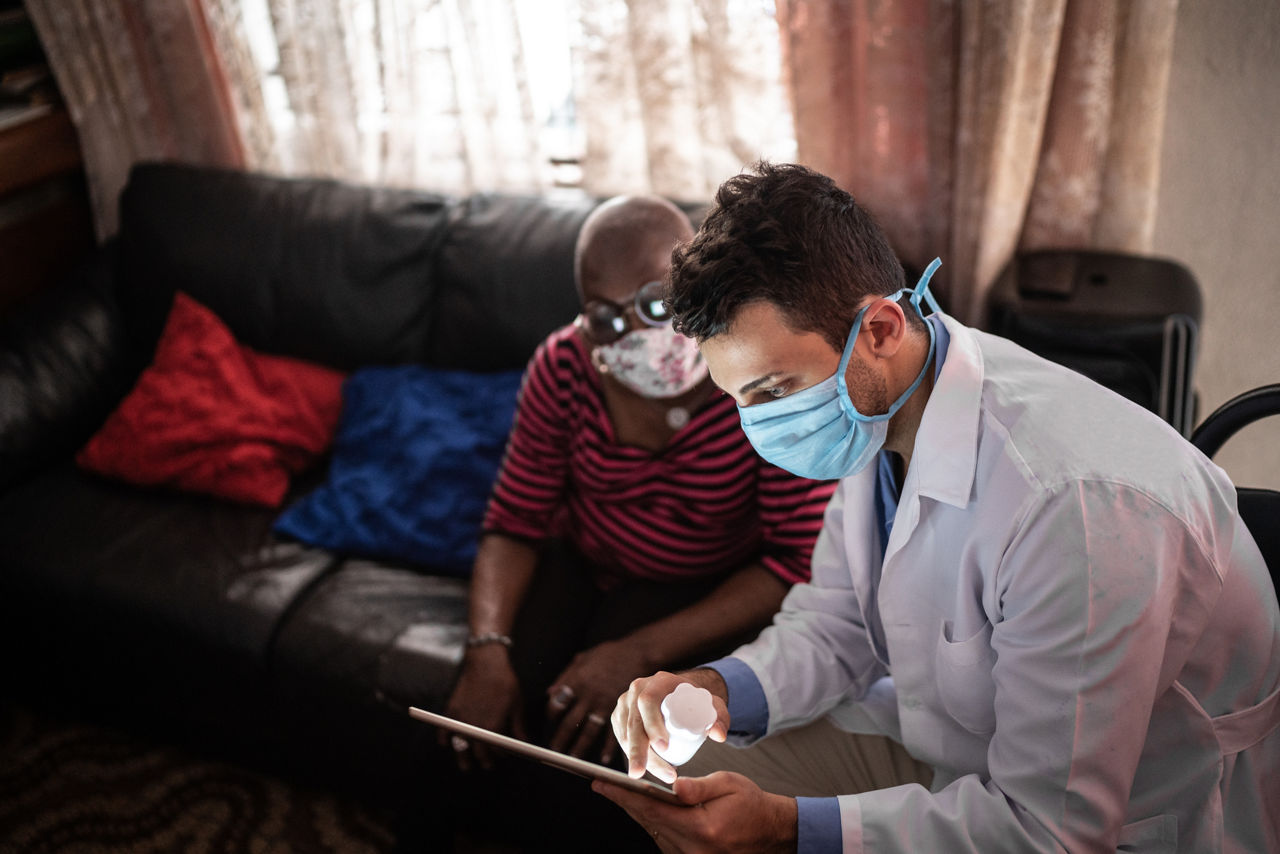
[860,299,909,360]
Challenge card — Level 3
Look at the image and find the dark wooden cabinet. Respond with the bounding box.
[0,105,95,317]
[1,2,95,318]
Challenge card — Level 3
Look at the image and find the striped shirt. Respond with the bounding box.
[482,325,836,588]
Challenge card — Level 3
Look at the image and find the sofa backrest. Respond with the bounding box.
[0,164,709,489]
[115,162,592,373]
[427,192,594,371]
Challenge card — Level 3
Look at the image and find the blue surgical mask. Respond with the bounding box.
[737,259,943,480]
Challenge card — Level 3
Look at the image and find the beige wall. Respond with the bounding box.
[1153,0,1280,488]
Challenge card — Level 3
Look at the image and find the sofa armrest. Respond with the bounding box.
[0,245,136,490]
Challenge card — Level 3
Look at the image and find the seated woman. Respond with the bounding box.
[444,195,836,769]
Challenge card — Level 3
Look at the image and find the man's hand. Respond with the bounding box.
[545,638,653,761]
[611,669,730,783]
[593,771,797,854]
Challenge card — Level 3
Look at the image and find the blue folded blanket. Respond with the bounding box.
[275,365,523,574]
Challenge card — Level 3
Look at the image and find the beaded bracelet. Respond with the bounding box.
[466,632,514,649]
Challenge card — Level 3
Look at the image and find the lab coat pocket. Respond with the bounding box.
[1116,813,1177,852]
[934,619,997,735]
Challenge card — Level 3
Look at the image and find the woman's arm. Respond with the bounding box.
[446,331,574,763]
[442,532,538,768]
[465,532,539,642]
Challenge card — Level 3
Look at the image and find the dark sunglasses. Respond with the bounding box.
[574,280,671,345]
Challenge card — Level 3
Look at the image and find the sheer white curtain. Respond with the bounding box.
[204,0,792,202]
[26,0,245,239]
[573,0,794,201]
[204,0,546,193]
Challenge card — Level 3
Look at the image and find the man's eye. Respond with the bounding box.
[765,385,788,399]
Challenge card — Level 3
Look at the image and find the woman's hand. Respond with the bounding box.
[441,644,524,771]
[545,637,655,762]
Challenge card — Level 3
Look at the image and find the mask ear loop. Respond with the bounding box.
[834,257,944,415]
[908,257,943,317]
[834,302,872,408]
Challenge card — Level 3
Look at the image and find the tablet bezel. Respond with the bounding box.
[408,707,683,804]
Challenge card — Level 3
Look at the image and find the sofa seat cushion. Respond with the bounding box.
[0,461,337,670]
[268,559,468,712]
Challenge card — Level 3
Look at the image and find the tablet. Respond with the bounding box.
[408,707,682,804]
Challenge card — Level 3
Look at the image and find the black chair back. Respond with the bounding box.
[1190,384,1280,588]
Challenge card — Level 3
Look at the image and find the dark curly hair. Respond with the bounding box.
[665,162,911,351]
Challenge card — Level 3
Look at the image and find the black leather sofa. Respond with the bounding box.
[0,162,600,809]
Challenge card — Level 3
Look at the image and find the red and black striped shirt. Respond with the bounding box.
[482,325,836,588]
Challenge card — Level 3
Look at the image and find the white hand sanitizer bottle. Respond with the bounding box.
[655,682,717,766]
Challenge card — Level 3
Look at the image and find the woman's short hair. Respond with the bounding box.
[665,162,910,351]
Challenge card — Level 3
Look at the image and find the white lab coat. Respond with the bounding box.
[732,315,1280,853]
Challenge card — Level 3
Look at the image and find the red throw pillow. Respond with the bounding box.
[77,292,346,507]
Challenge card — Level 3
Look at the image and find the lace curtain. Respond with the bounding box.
[24,0,244,239]
[30,0,1177,322]
[571,0,794,201]
[779,0,1179,322]
[201,0,793,203]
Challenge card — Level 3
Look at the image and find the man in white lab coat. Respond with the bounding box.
[595,162,1280,853]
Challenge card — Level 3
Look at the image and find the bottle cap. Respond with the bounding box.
[656,683,716,766]
[661,683,716,734]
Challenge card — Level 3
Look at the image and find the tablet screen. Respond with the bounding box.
[408,707,682,804]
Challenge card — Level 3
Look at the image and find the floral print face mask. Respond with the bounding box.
[593,326,709,399]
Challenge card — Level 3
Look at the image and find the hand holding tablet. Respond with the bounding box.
[408,707,682,804]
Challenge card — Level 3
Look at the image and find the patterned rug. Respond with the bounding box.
[0,702,399,854]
